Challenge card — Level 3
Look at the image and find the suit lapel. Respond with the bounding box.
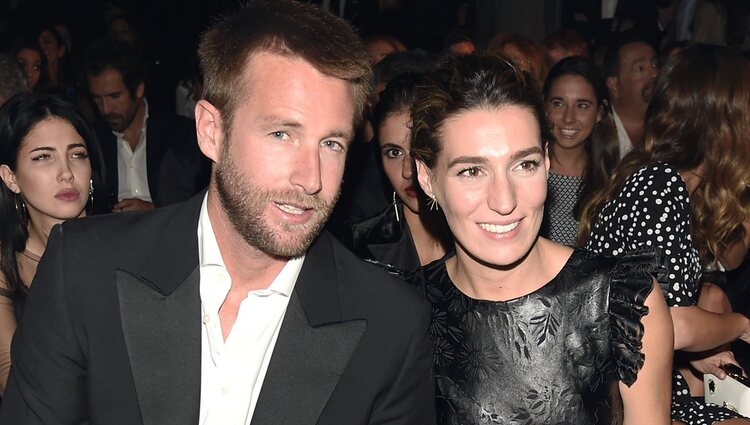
[251,234,366,425]
[117,267,201,425]
[116,194,204,425]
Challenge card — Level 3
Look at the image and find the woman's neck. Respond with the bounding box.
[679,165,705,196]
[402,207,447,266]
[25,216,59,256]
[446,238,564,301]
[550,144,588,177]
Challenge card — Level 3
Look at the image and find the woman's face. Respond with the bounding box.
[379,110,419,213]
[38,29,63,66]
[0,117,91,224]
[417,106,549,267]
[16,48,42,89]
[546,74,601,151]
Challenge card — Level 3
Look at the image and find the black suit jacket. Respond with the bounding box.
[0,194,435,425]
[93,108,197,212]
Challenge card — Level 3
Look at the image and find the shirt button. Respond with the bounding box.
[202,315,211,324]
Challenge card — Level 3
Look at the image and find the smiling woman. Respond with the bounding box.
[0,92,102,395]
[539,56,619,247]
[407,53,673,424]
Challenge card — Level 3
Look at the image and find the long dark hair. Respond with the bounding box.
[0,93,103,302]
[579,45,750,262]
[542,56,619,223]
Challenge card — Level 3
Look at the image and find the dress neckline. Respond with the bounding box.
[434,248,581,304]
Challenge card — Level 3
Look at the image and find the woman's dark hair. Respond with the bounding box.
[372,72,422,139]
[9,38,49,92]
[411,53,552,169]
[579,45,750,262]
[542,56,619,226]
[0,92,103,302]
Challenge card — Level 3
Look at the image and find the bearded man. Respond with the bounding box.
[0,2,434,424]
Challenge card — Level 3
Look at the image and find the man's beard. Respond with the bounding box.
[641,79,656,103]
[214,140,339,258]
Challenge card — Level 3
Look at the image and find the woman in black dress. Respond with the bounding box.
[580,45,750,424]
[408,53,673,424]
[343,74,450,270]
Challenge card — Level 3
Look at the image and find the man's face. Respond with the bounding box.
[213,53,355,258]
[614,42,658,107]
[88,67,142,132]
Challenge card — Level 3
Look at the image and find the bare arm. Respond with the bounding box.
[671,305,750,351]
[0,276,16,395]
[620,279,673,425]
[719,220,750,271]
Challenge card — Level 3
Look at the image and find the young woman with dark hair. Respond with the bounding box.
[408,53,672,424]
[539,56,619,246]
[0,92,102,394]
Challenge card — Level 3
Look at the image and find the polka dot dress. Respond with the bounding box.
[586,163,744,423]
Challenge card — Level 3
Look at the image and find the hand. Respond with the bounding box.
[689,349,742,379]
[113,198,155,212]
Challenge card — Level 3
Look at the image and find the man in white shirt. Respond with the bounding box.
[85,40,204,213]
[604,35,659,157]
[0,2,435,425]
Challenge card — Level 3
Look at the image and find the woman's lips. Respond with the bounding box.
[55,188,80,201]
[404,186,417,198]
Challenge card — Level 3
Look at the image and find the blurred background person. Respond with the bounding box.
[341,73,450,270]
[581,45,750,424]
[539,56,619,247]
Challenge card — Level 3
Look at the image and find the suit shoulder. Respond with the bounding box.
[326,233,428,312]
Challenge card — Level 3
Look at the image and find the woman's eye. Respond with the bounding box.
[72,150,89,160]
[384,148,403,159]
[457,166,481,178]
[31,153,52,161]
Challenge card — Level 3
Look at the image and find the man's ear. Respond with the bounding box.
[195,100,224,163]
[415,160,434,198]
[0,165,20,194]
[606,76,619,100]
[135,82,145,100]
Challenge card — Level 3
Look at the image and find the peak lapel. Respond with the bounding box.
[251,233,366,425]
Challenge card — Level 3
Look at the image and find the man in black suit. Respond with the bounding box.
[0,2,434,424]
[84,39,207,213]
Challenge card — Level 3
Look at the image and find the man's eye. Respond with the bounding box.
[322,139,344,152]
[271,131,289,140]
[457,166,481,178]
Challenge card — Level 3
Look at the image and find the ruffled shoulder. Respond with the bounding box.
[608,247,665,386]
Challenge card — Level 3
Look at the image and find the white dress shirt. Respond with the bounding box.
[611,106,633,159]
[197,196,303,425]
[114,100,152,202]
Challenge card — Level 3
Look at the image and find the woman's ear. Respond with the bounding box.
[0,165,20,194]
[415,160,434,198]
[195,100,224,163]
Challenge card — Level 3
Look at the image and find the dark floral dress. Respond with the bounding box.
[407,249,658,425]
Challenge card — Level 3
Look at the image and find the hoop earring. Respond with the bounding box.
[14,194,27,225]
[392,191,400,222]
[428,195,439,211]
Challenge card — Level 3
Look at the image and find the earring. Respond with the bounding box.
[428,194,439,211]
[14,194,27,225]
[88,179,94,211]
[392,191,400,222]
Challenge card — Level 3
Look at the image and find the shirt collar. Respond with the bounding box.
[197,194,302,297]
